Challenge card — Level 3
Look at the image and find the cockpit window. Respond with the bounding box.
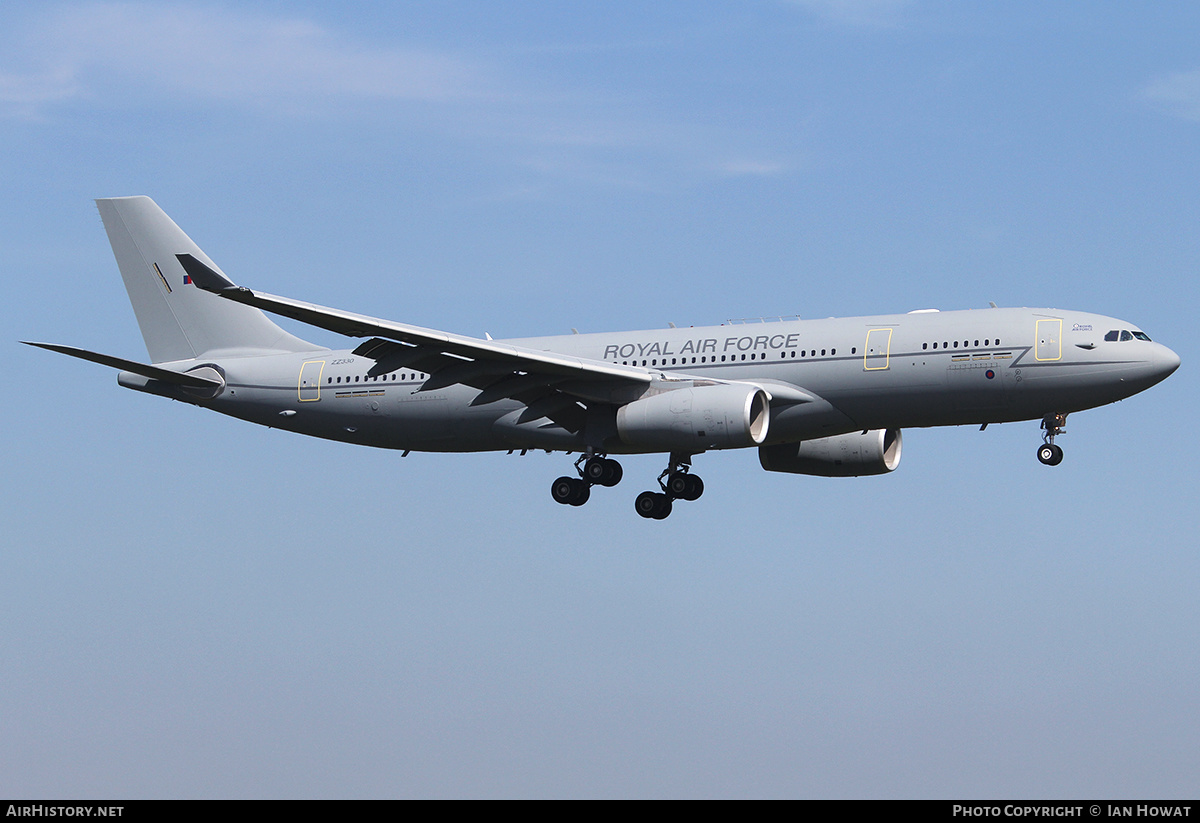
[1120,330,1133,341]
[1132,331,1152,341]
[1105,330,1120,341]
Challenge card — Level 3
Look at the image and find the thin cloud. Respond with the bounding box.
[1144,68,1200,122]
[0,3,804,188]
[0,2,492,113]
[716,159,790,177]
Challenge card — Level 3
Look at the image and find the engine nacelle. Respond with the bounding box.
[759,428,902,477]
[616,384,770,451]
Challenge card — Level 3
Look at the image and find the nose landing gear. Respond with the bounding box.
[1037,413,1067,466]
[551,452,623,507]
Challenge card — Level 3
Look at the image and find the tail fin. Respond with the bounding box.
[96,196,321,363]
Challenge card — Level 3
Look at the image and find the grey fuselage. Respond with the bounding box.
[122,306,1180,455]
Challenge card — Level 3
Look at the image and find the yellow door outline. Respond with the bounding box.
[1035,319,1062,362]
[298,360,325,401]
[864,328,893,371]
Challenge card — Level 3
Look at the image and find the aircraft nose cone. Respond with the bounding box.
[1158,344,1181,379]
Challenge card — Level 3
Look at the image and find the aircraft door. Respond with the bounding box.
[864,328,893,371]
[298,360,325,401]
[1035,318,1062,361]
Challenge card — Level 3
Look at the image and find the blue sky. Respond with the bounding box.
[2,1,1197,798]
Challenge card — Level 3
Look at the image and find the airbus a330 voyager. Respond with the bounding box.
[27,197,1180,518]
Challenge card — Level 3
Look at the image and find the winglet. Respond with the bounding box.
[177,253,238,292]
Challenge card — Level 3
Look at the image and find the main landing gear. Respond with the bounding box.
[1037,413,1067,466]
[551,453,623,507]
[549,451,703,519]
[634,453,704,520]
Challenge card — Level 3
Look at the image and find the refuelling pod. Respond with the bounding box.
[759,428,902,477]
[616,384,770,451]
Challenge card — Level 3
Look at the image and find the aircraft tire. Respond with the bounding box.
[652,495,673,519]
[1037,444,1064,466]
[584,457,609,483]
[666,471,690,497]
[585,457,623,487]
[682,474,704,501]
[552,476,578,504]
[603,459,623,487]
[569,480,591,506]
[635,491,661,519]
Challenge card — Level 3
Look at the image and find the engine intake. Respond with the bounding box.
[617,384,770,451]
[759,428,902,477]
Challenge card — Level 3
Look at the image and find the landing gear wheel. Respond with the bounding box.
[635,491,672,520]
[665,471,704,501]
[570,481,591,506]
[552,476,577,505]
[584,456,623,487]
[583,457,607,483]
[604,460,623,487]
[552,476,590,505]
[1037,444,1064,466]
[652,496,672,519]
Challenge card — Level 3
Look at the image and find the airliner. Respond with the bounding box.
[26,197,1180,518]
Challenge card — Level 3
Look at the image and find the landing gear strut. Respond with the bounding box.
[635,452,704,520]
[551,452,622,507]
[1037,413,1066,466]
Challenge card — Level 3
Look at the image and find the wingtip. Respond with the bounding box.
[176,253,237,292]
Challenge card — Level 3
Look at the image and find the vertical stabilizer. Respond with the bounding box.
[96,196,321,363]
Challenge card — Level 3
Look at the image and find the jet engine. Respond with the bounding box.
[616,384,770,451]
[759,428,902,477]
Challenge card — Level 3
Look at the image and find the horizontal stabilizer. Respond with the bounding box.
[22,342,223,389]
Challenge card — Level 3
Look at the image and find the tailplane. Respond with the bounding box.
[96,196,321,363]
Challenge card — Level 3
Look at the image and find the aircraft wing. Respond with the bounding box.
[180,254,817,432]
[179,254,655,430]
